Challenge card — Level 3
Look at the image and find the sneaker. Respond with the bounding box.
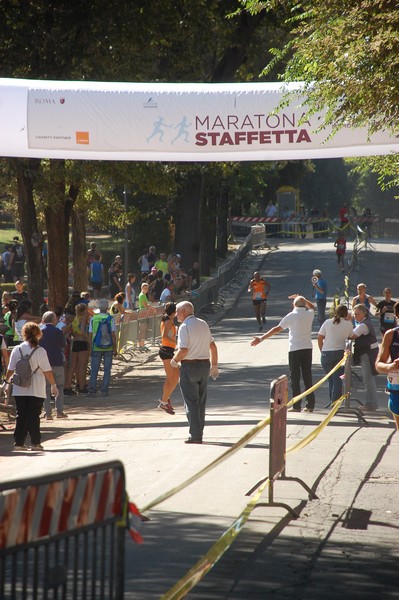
[184,437,202,444]
[56,412,68,419]
[303,407,313,413]
[45,414,54,420]
[101,391,109,397]
[77,386,89,394]
[85,392,96,397]
[159,402,175,415]
[13,445,29,451]
[288,406,301,412]
[30,444,44,451]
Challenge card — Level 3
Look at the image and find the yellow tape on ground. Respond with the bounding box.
[140,415,271,514]
[161,478,270,600]
[286,394,347,454]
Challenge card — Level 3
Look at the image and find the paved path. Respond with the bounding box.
[1,238,399,599]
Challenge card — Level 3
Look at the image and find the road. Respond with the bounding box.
[1,238,399,599]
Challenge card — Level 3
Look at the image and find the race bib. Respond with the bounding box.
[387,371,399,391]
[384,312,395,323]
[254,292,263,300]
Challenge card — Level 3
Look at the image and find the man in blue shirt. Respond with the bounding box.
[312,269,328,326]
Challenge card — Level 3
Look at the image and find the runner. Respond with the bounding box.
[248,271,271,331]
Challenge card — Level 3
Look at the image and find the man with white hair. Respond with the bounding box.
[251,295,316,412]
[171,301,219,444]
[39,311,67,419]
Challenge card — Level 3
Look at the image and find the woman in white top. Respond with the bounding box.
[5,321,58,451]
[318,304,354,406]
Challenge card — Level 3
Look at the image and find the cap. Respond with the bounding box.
[97,298,109,311]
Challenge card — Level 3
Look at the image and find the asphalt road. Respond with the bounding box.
[1,238,399,599]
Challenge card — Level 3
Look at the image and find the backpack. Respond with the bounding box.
[93,316,113,349]
[14,243,25,263]
[12,346,39,387]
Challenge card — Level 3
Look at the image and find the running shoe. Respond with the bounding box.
[13,445,29,451]
[159,401,175,415]
[31,444,44,451]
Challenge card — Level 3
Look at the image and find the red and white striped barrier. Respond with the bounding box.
[0,466,124,549]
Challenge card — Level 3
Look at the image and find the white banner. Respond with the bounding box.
[0,78,398,161]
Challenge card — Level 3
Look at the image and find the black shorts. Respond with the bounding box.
[91,281,102,291]
[72,340,89,352]
[253,299,266,306]
[159,345,175,360]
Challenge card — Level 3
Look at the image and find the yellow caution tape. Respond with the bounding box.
[286,394,347,454]
[140,415,271,513]
[160,478,270,600]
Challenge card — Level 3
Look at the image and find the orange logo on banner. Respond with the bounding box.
[76,131,90,145]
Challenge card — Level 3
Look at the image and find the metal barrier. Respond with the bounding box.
[0,461,127,599]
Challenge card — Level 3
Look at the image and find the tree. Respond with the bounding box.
[239,0,399,202]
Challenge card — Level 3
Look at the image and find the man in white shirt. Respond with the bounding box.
[171,301,218,443]
[251,295,316,412]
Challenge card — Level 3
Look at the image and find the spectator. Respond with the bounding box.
[187,261,200,291]
[108,262,122,298]
[39,311,68,420]
[318,304,354,407]
[86,241,102,266]
[5,321,58,451]
[110,292,125,316]
[147,246,157,270]
[351,303,379,411]
[12,280,29,306]
[160,281,175,304]
[154,252,169,275]
[171,301,219,444]
[251,295,316,413]
[10,236,26,282]
[89,256,104,299]
[124,273,137,309]
[87,299,117,397]
[152,270,165,302]
[1,244,13,283]
[64,303,90,395]
[14,302,32,342]
[138,248,151,275]
[3,300,17,347]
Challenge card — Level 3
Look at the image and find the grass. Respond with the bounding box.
[0,227,20,246]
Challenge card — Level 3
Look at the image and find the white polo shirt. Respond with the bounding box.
[177,315,214,360]
[279,307,314,352]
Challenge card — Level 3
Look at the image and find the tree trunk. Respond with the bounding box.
[173,12,266,279]
[174,170,202,271]
[200,189,217,276]
[44,160,74,309]
[71,203,87,293]
[216,182,229,258]
[12,158,45,315]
